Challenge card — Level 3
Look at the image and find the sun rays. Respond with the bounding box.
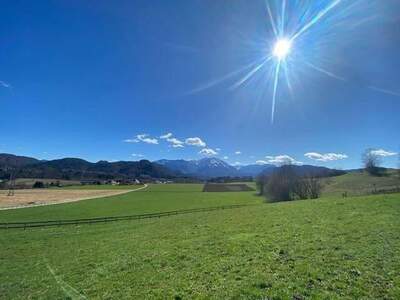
[188,0,400,123]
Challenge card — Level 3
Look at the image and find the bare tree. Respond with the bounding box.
[306,176,322,199]
[265,165,297,201]
[293,177,309,200]
[397,151,400,188]
[362,148,381,176]
[293,175,322,200]
[255,173,268,196]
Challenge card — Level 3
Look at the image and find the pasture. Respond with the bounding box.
[321,170,400,197]
[0,183,399,299]
[0,184,259,223]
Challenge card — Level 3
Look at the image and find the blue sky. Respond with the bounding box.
[0,0,399,169]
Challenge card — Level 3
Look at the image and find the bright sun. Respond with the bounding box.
[273,38,292,60]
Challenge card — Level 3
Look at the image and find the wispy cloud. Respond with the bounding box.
[235,151,241,155]
[160,133,173,139]
[171,144,184,148]
[124,138,139,143]
[167,137,184,148]
[223,156,229,160]
[186,137,206,147]
[369,149,397,157]
[199,148,217,156]
[368,86,400,98]
[304,152,348,162]
[256,160,269,165]
[0,80,11,88]
[131,153,144,158]
[124,134,158,144]
[265,155,303,166]
[159,133,185,148]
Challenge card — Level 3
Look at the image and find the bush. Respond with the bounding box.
[32,181,45,188]
[266,165,297,201]
[362,148,382,176]
[264,165,322,202]
[255,173,268,196]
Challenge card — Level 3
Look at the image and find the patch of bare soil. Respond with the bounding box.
[0,189,137,210]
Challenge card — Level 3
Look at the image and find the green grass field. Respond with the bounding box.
[321,170,400,197]
[0,184,260,223]
[1,181,399,299]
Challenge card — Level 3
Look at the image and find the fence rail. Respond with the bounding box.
[0,204,253,230]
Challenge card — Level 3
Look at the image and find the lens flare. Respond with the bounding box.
[273,38,292,60]
[189,0,399,124]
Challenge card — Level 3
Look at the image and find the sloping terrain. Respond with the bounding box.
[322,170,400,196]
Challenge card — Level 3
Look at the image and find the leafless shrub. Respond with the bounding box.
[362,148,382,176]
[265,165,297,201]
[265,165,322,202]
[255,173,268,196]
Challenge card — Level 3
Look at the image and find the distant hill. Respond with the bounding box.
[290,165,346,177]
[0,153,40,168]
[236,164,275,176]
[0,154,180,181]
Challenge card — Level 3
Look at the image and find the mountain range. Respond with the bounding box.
[0,153,346,181]
[156,158,346,178]
[0,153,178,181]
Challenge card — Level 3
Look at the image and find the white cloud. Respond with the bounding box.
[223,156,229,160]
[159,133,185,148]
[138,134,158,144]
[124,138,139,143]
[199,148,217,156]
[370,149,397,157]
[216,148,221,152]
[304,152,348,162]
[232,162,242,166]
[124,134,158,144]
[0,81,11,88]
[265,155,303,166]
[186,137,206,147]
[235,151,241,155]
[132,153,144,158]
[166,137,184,148]
[160,133,173,139]
[171,143,184,148]
[256,160,269,165]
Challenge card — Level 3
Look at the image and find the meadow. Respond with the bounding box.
[321,170,400,197]
[1,182,399,299]
[0,184,259,223]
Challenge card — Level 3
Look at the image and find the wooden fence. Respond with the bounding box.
[0,204,253,230]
